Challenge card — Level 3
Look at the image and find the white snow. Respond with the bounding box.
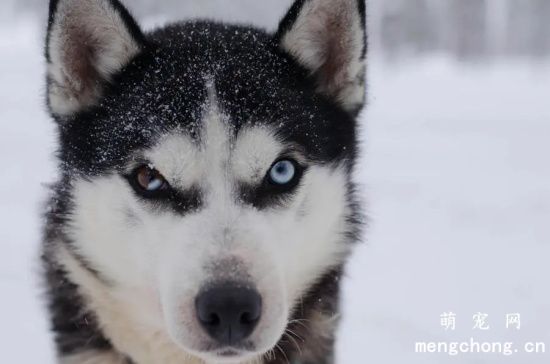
[1,15,550,364]
[0,18,58,363]
[337,57,550,363]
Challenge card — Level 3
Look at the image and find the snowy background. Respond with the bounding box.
[1,0,549,363]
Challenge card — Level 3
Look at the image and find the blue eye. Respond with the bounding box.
[269,159,296,185]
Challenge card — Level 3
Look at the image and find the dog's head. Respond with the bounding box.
[45,0,366,361]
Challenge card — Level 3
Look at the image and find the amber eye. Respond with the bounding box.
[131,165,168,195]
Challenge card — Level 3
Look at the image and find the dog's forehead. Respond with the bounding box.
[144,97,284,189]
[60,23,355,175]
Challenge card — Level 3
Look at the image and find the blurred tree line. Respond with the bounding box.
[371,0,550,60]
[5,0,550,60]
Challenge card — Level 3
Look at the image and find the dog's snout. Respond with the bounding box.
[195,284,262,345]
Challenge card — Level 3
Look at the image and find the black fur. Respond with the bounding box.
[358,0,368,58]
[54,22,357,175]
[42,0,365,362]
[49,20,358,219]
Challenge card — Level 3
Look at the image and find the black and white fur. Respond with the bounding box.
[41,0,367,363]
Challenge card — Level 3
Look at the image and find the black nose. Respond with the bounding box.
[195,284,262,345]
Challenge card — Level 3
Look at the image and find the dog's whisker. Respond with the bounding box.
[285,327,305,342]
[275,343,290,364]
[284,331,303,356]
[288,318,312,332]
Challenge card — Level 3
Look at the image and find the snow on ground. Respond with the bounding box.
[0,18,57,363]
[1,16,549,364]
[337,57,550,363]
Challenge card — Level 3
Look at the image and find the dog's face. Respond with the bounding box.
[46,0,366,362]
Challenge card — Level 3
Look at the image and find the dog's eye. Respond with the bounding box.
[131,165,168,194]
[268,159,298,186]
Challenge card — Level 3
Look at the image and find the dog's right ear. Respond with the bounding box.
[46,0,146,118]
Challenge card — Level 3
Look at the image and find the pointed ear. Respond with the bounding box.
[276,0,367,114]
[46,0,146,117]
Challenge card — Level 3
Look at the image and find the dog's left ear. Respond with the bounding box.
[276,0,367,114]
[45,0,146,117]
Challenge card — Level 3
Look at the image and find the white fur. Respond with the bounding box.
[59,94,352,363]
[47,0,142,116]
[57,245,204,364]
[231,126,285,184]
[280,0,366,111]
[60,350,126,364]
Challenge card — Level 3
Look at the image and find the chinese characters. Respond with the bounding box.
[439,313,521,331]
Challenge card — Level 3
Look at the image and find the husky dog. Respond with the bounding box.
[42,0,366,363]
